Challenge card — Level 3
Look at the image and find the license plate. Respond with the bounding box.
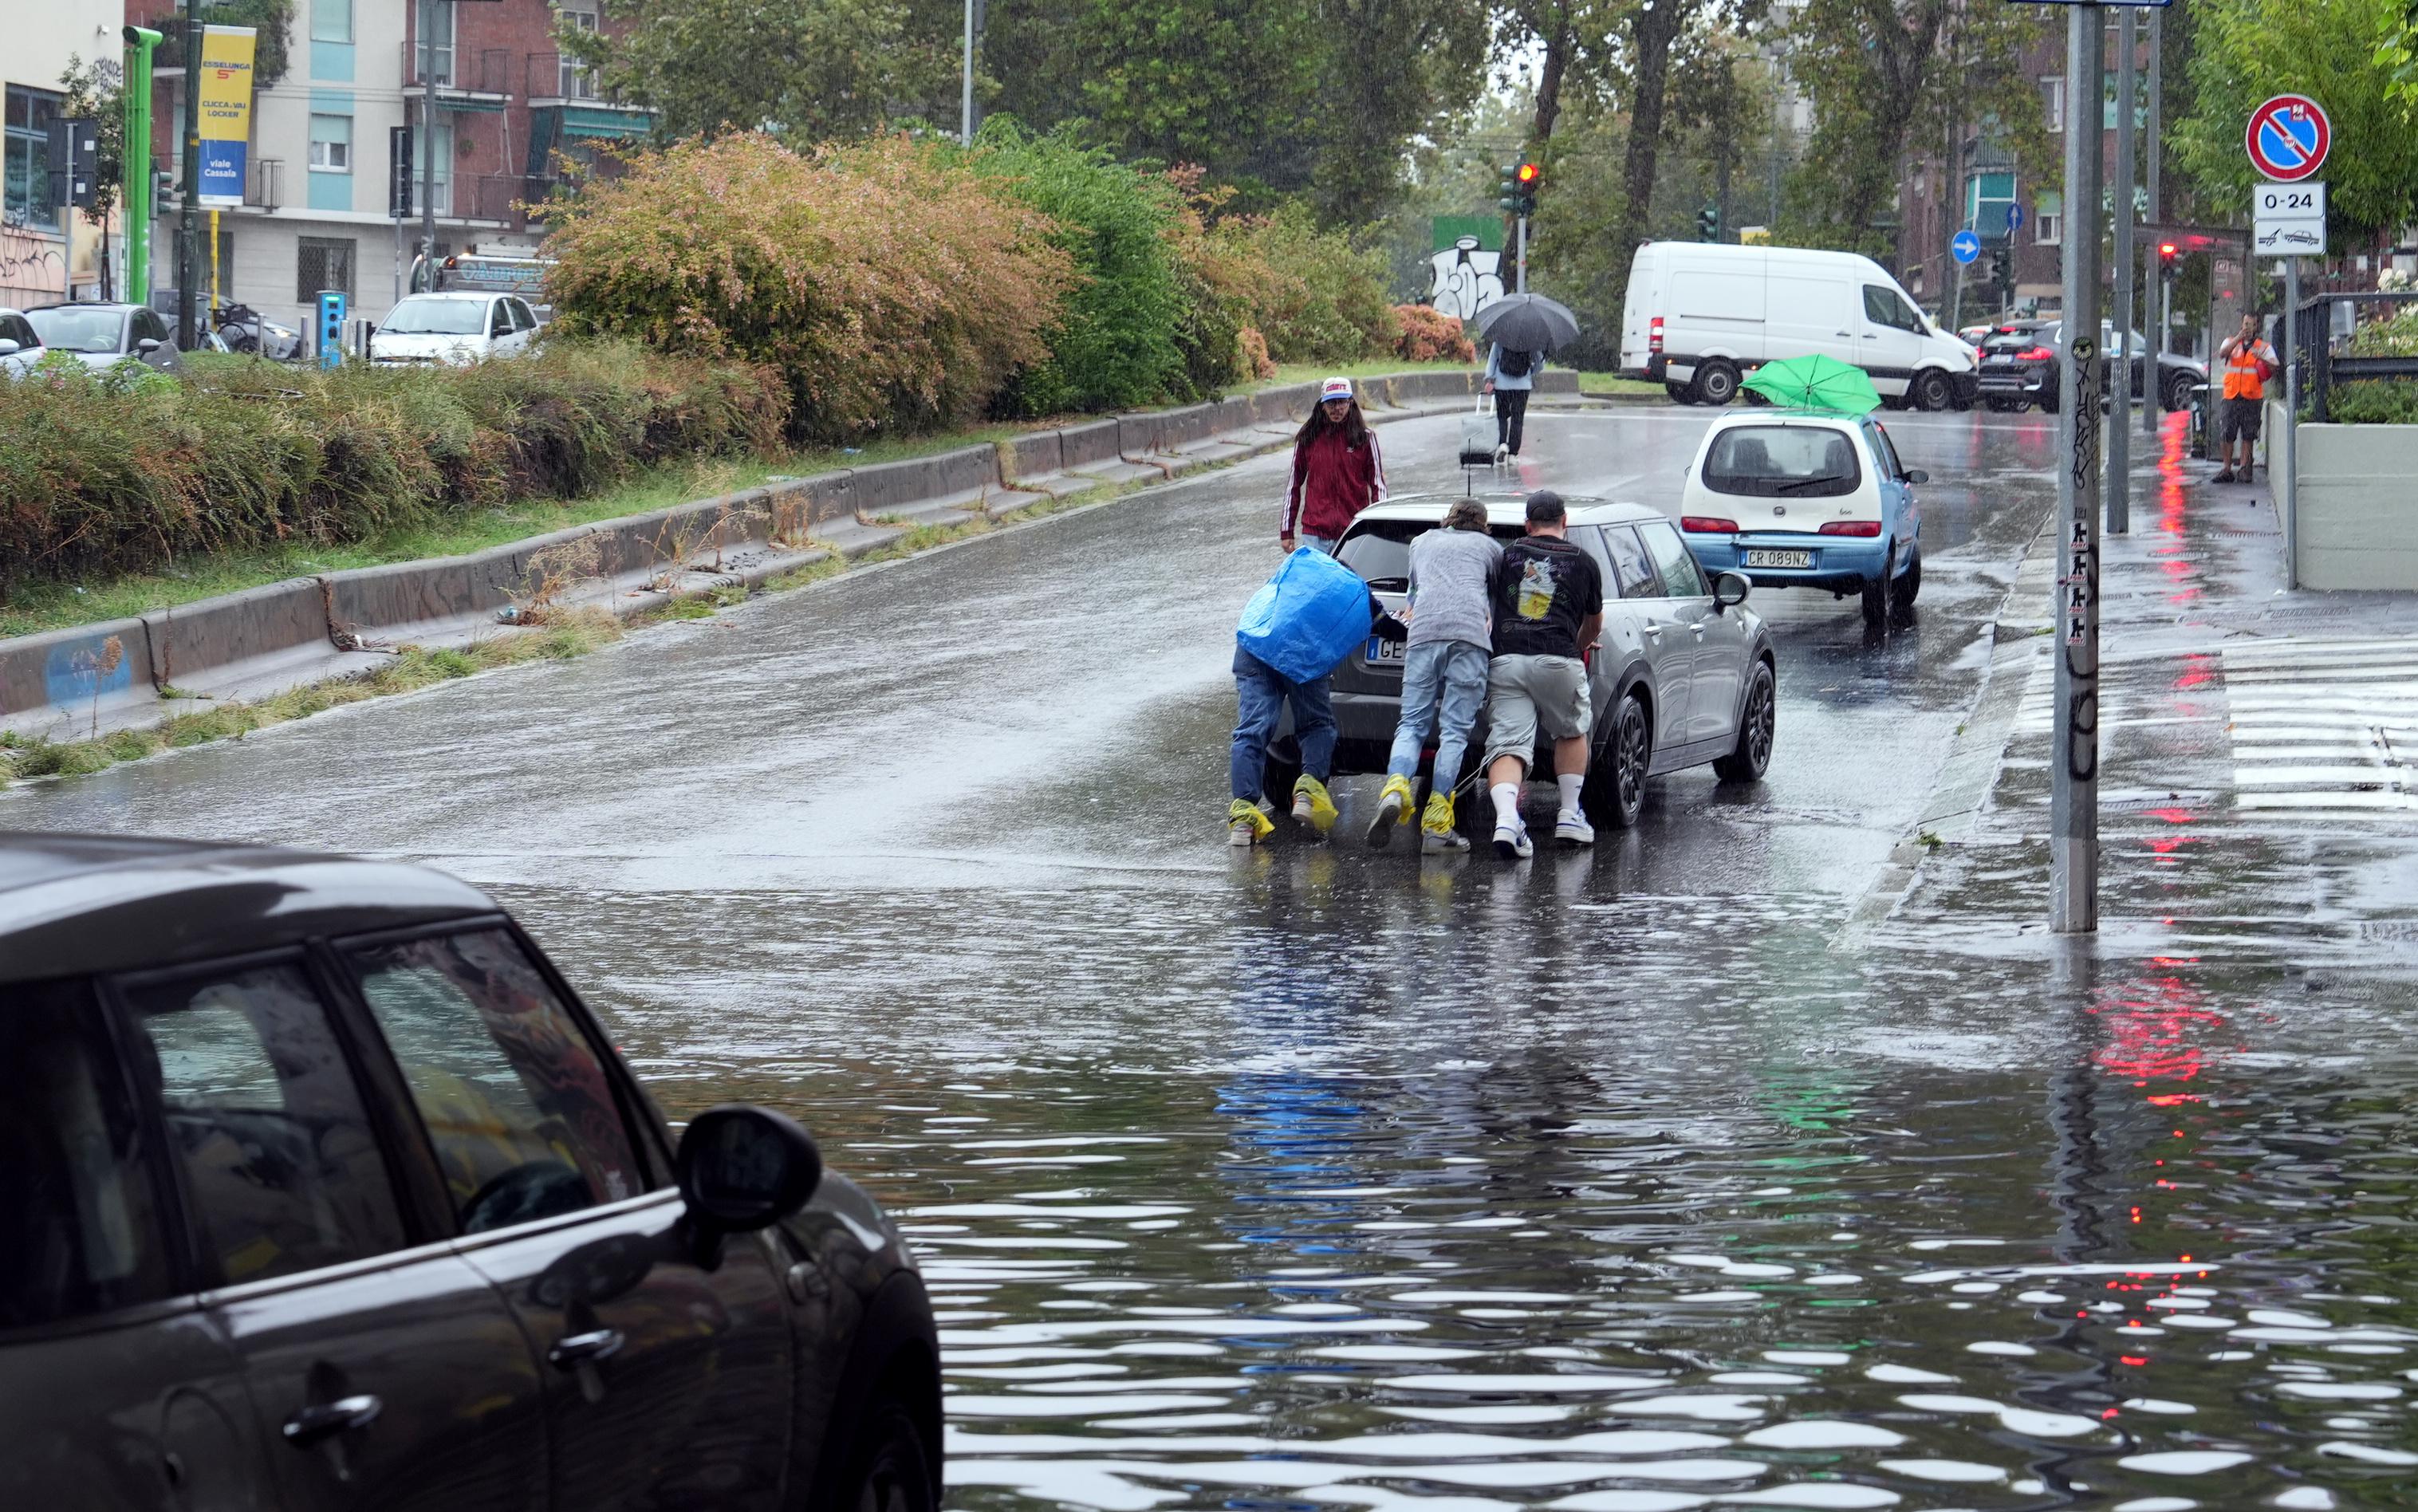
[1987,355,2016,366]
[1743,549,1814,569]
[1365,637,1407,665]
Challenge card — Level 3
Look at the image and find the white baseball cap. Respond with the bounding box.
[1320,376,1354,402]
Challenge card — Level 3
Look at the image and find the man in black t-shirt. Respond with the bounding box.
[1482,491,1604,859]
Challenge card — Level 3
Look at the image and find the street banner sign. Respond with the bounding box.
[1951,230,1981,265]
[2246,94,2329,183]
[2254,180,2326,258]
[195,25,256,207]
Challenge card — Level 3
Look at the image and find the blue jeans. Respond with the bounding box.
[1302,535,1338,555]
[1385,640,1489,794]
[1231,648,1336,802]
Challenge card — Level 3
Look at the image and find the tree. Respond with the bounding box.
[563,0,935,144]
[2174,0,2418,254]
[156,0,295,89]
[1309,0,1491,225]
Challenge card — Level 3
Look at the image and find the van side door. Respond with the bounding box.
[1856,284,1928,396]
[1765,270,1854,368]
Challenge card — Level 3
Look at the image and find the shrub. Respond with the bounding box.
[0,341,781,597]
[1238,325,1275,380]
[543,132,1073,443]
[1207,203,1400,364]
[2348,303,2418,358]
[2325,380,2418,425]
[1392,304,1475,363]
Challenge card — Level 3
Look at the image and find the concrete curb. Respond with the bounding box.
[0,368,1601,743]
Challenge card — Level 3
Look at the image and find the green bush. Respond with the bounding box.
[2325,380,2418,425]
[0,341,782,597]
[543,132,1073,443]
[1208,203,1400,364]
[2348,304,2418,358]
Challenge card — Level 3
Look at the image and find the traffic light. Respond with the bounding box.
[1500,162,1540,217]
[1991,245,2013,306]
[2158,241,2179,275]
[1698,203,1720,242]
[1498,163,1520,215]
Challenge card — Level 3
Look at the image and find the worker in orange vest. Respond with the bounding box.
[2214,312,2278,485]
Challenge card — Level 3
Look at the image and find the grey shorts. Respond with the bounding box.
[2220,397,2262,443]
[1483,654,1592,772]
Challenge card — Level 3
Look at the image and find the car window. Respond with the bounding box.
[1638,520,1709,599]
[2,314,37,348]
[1599,524,1663,600]
[0,978,177,1328]
[1337,518,1526,590]
[510,297,537,332]
[1864,422,1905,480]
[27,305,124,353]
[347,929,647,1234]
[1862,285,1921,333]
[1701,425,1861,498]
[381,297,487,336]
[122,962,409,1286]
[136,309,169,344]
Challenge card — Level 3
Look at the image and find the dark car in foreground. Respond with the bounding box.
[0,832,939,1512]
[1975,320,2207,413]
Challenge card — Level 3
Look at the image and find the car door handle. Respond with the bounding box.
[548,1328,627,1368]
[1642,623,1663,636]
[282,1394,382,1447]
[1688,622,1707,638]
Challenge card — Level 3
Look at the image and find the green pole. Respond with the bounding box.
[121,26,161,307]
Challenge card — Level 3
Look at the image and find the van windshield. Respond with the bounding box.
[1701,426,1861,498]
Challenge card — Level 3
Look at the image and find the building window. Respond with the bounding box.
[424,120,452,214]
[415,0,455,85]
[2034,192,2062,246]
[297,236,356,301]
[2042,77,2065,134]
[1967,171,2015,240]
[311,0,352,43]
[558,6,600,98]
[308,114,352,172]
[4,85,62,231]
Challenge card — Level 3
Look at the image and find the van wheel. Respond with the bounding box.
[1912,369,1954,411]
[1860,541,1896,628]
[1580,694,1652,829]
[1665,382,1695,405]
[1691,360,1741,407]
[1712,662,1776,783]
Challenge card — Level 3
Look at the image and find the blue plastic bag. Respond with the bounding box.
[1236,547,1371,683]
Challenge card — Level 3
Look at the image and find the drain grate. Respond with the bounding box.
[2359,920,2418,943]
[2262,605,2368,620]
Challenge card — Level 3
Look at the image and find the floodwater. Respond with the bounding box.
[10,407,2418,1510]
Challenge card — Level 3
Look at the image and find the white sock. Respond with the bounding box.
[1491,782,1521,829]
[1557,774,1584,817]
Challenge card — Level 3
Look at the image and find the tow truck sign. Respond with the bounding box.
[2246,95,2329,183]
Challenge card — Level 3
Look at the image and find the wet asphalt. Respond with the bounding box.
[10,405,2418,1510]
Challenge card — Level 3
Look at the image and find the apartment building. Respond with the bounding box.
[2,2,121,309]
[131,0,652,329]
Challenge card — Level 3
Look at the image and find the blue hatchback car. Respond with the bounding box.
[1674,410,1925,628]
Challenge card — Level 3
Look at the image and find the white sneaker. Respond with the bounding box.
[1422,826,1471,854]
[1555,809,1595,847]
[1492,821,1533,860]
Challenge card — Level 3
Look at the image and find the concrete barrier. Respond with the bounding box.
[0,618,158,739]
[999,430,1062,483]
[142,578,335,703]
[325,524,597,645]
[2294,422,2418,591]
[1058,419,1125,468]
[850,446,1001,518]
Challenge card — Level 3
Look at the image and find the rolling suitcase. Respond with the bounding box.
[1458,397,1498,466]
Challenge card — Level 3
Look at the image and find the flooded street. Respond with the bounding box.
[10,407,2418,1510]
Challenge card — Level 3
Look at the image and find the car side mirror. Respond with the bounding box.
[1714,571,1751,608]
[137,337,162,352]
[675,1104,822,1267]
[1903,468,1928,485]
[0,340,18,356]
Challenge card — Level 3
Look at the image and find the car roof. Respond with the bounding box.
[394,291,500,303]
[1350,493,1664,529]
[0,831,499,985]
[23,301,136,313]
[1703,409,1868,432]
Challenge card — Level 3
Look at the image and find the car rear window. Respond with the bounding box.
[1701,426,1861,498]
[1337,519,1526,589]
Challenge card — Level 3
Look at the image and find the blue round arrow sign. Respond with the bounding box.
[1951,230,1982,265]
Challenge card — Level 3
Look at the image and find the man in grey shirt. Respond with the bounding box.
[1366,499,1502,853]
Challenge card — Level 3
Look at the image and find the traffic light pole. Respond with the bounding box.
[177,0,201,349]
[121,26,160,307]
[2051,1,2104,935]
[1516,214,1527,294]
[2108,6,2136,536]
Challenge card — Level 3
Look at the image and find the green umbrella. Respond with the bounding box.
[1740,353,1882,415]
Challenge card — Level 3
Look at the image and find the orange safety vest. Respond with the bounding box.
[2222,338,2274,401]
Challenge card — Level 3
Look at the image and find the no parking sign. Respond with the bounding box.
[2246,95,2329,183]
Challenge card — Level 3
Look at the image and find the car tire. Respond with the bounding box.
[1911,369,1954,411]
[1691,359,1741,407]
[1983,396,2015,413]
[830,1396,938,1512]
[1861,541,1895,628]
[1580,692,1651,829]
[2038,384,2060,415]
[2162,370,2193,413]
[1712,661,1776,783]
[1890,544,1922,624]
[1262,738,1301,808]
[1665,381,1696,405]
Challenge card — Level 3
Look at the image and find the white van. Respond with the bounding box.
[1620,242,1977,411]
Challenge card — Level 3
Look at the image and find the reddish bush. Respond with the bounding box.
[1392,304,1475,364]
[1238,325,1276,380]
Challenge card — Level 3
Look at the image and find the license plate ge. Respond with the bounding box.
[1365,637,1407,665]
[1743,549,1814,569]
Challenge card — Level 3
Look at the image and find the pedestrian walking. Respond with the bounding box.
[1230,548,1403,846]
[1365,499,1502,854]
[1482,341,1540,463]
[2213,313,2278,485]
[1282,377,1388,554]
[1480,491,1603,860]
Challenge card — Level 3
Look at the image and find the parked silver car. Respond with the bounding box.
[1298,494,1779,831]
[24,302,183,374]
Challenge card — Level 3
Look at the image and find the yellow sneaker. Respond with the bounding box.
[1420,791,1470,853]
[1228,799,1274,847]
[1365,774,1416,849]
[1290,774,1338,835]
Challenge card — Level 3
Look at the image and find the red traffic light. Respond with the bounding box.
[1516,162,1541,185]
[2159,242,2177,257]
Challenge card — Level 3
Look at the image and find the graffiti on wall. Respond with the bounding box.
[1427,236,1504,323]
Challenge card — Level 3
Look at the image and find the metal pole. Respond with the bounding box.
[2283,255,2300,589]
[2109,8,2135,534]
[177,0,200,349]
[961,0,975,146]
[1517,214,1528,294]
[421,1,441,285]
[2145,3,2165,446]
[2051,2,2103,935]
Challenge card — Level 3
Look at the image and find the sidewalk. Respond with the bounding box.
[1886,411,2418,956]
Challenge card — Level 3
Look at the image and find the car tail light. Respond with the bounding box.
[1649,317,1664,355]
[1680,515,1739,534]
[2017,345,2054,361]
[1818,520,1881,537]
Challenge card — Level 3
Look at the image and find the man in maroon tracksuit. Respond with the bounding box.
[1280,376,1388,553]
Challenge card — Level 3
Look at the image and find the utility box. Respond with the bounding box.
[315,289,347,368]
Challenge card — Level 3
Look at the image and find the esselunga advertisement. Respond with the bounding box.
[195,25,256,208]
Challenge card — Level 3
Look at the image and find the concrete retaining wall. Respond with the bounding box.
[1058,419,1124,468]
[2295,422,2418,590]
[850,446,1002,517]
[0,620,158,741]
[143,578,335,704]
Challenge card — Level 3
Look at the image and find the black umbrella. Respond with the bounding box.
[1472,293,1580,355]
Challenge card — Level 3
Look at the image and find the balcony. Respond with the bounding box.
[401,43,514,104]
[525,51,608,104]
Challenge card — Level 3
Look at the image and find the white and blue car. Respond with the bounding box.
[1674,410,1924,628]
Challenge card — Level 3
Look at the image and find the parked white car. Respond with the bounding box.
[1619,242,1978,411]
[368,292,540,366]
[0,309,49,379]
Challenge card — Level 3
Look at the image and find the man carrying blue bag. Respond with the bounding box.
[1231,546,1403,846]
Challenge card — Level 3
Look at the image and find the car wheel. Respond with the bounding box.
[1580,693,1651,829]
[1691,359,1741,407]
[1665,381,1696,405]
[1890,543,1923,624]
[1262,741,1301,808]
[1912,369,1954,411]
[2038,383,2060,415]
[1982,396,2014,413]
[1712,661,1776,783]
[2162,371,2193,413]
[1861,541,1895,628]
[834,1396,938,1512]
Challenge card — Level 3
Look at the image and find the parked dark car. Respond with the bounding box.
[0,831,939,1512]
[1975,320,2207,414]
[24,301,185,374]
